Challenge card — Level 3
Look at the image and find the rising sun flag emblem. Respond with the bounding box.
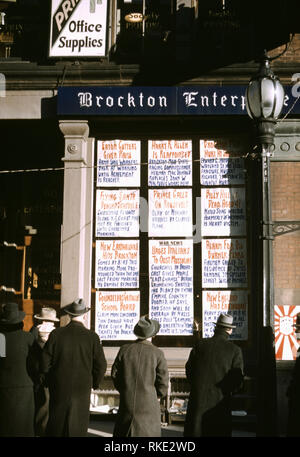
[275,305,300,360]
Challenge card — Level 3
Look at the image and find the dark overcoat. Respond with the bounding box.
[184,327,244,437]
[0,324,35,437]
[29,341,50,437]
[287,349,300,436]
[111,340,169,437]
[41,320,107,437]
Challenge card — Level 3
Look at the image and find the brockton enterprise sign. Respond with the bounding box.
[57,85,300,116]
[50,0,108,57]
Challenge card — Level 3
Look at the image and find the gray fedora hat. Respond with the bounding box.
[134,316,160,339]
[214,313,236,329]
[62,298,90,316]
[0,302,25,324]
[34,307,59,322]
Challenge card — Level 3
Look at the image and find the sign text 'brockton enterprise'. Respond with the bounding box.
[57,85,299,116]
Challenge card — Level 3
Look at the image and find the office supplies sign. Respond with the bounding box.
[49,0,108,57]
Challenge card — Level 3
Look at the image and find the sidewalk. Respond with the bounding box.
[88,414,256,437]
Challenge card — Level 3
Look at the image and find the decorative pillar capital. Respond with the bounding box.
[59,120,89,163]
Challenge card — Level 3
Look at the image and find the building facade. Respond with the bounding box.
[0,0,300,435]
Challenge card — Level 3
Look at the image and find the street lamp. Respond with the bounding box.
[245,52,284,436]
[246,54,284,146]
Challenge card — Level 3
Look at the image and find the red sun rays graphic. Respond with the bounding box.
[274,305,300,360]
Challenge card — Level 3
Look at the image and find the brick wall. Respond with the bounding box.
[269,33,300,63]
[271,162,300,294]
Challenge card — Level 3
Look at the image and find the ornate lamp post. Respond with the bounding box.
[245,52,284,436]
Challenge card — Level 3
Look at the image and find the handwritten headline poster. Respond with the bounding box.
[200,139,245,186]
[275,305,300,360]
[202,290,248,340]
[95,189,139,237]
[95,240,139,289]
[202,238,247,288]
[149,239,193,335]
[201,187,246,236]
[95,291,140,340]
[148,140,192,187]
[97,140,140,187]
[148,189,193,237]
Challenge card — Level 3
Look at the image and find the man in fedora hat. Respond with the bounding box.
[184,313,244,437]
[41,298,107,437]
[0,302,35,436]
[111,315,169,437]
[287,312,300,436]
[29,307,59,436]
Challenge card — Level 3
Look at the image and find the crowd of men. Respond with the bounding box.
[0,299,297,438]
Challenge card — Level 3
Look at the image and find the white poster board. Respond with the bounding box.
[201,187,246,236]
[49,0,108,57]
[95,240,139,289]
[95,291,140,340]
[95,189,139,237]
[202,238,247,288]
[202,290,248,340]
[148,189,193,237]
[148,140,192,187]
[97,140,141,187]
[200,139,245,186]
[149,239,193,335]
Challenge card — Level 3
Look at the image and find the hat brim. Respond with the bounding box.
[63,306,90,316]
[214,322,236,329]
[0,311,26,324]
[34,314,59,322]
[134,319,160,339]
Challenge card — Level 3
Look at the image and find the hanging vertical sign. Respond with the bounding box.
[200,139,245,186]
[201,187,246,236]
[49,0,108,57]
[202,290,248,340]
[275,305,300,360]
[95,240,139,289]
[202,238,247,288]
[148,140,192,187]
[95,291,140,340]
[148,189,193,237]
[95,189,140,237]
[97,140,141,187]
[149,239,193,335]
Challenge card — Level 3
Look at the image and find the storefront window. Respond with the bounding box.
[93,135,249,347]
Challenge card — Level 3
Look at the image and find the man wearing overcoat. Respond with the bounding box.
[111,315,169,437]
[184,313,244,437]
[41,298,107,437]
[0,302,35,437]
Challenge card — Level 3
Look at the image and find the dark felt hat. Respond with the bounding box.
[0,302,25,324]
[62,298,90,316]
[214,313,236,329]
[134,316,160,339]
